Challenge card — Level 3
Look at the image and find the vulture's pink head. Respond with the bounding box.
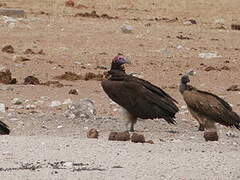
[111,54,130,70]
[112,55,130,65]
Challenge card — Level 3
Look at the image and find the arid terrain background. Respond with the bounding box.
[0,0,240,179]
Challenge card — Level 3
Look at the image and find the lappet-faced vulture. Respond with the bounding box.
[0,121,10,135]
[179,75,240,141]
[101,54,179,132]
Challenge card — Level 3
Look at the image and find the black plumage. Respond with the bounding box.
[179,75,240,141]
[101,55,179,131]
[0,121,10,135]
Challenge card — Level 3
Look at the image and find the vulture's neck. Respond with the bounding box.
[179,83,192,94]
[108,64,126,77]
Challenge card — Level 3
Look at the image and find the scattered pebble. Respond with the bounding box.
[0,103,6,113]
[66,98,96,119]
[87,129,99,139]
[50,101,61,107]
[24,76,40,85]
[65,0,74,7]
[120,24,133,33]
[198,52,222,59]
[63,99,72,105]
[227,85,240,91]
[145,140,154,144]
[40,96,50,101]
[1,45,14,53]
[231,24,240,31]
[25,104,36,109]
[69,89,78,95]
[108,131,130,141]
[12,98,23,105]
[131,133,145,143]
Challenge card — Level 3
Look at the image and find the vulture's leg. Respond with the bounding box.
[203,120,218,141]
[198,124,205,131]
[188,109,204,131]
[124,111,137,132]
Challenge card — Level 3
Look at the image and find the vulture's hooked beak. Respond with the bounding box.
[124,57,131,65]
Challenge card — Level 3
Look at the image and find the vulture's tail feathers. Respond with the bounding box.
[164,117,176,125]
[0,121,10,135]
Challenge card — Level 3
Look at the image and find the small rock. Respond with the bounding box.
[9,118,18,121]
[226,131,238,138]
[63,161,73,168]
[115,131,130,141]
[198,52,222,59]
[69,89,78,95]
[64,111,76,119]
[227,85,240,91]
[0,8,25,18]
[220,66,230,71]
[183,19,197,25]
[63,99,72,105]
[204,66,217,71]
[131,133,145,143]
[1,45,14,53]
[43,81,63,88]
[40,96,49,101]
[0,103,6,113]
[12,98,23,105]
[24,76,40,85]
[25,104,36,109]
[87,128,99,138]
[23,49,35,54]
[0,69,17,84]
[214,18,225,25]
[231,24,240,31]
[13,55,30,62]
[57,125,63,129]
[65,0,74,7]
[145,140,154,144]
[67,98,96,119]
[120,24,133,33]
[108,132,118,141]
[50,101,61,107]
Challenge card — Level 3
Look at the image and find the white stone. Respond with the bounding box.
[198,52,222,59]
[120,24,133,33]
[9,118,18,121]
[63,161,73,168]
[0,103,6,113]
[40,96,50,101]
[25,104,36,109]
[63,99,72,105]
[12,98,23,105]
[50,101,61,107]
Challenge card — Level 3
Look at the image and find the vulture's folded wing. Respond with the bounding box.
[0,121,10,135]
[183,90,240,128]
[102,80,178,123]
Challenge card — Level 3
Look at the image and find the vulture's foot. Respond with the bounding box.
[129,122,135,132]
[198,124,204,131]
[204,131,219,141]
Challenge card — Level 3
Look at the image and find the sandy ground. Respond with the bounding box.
[0,0,240,179]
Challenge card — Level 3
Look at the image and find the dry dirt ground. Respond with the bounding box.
[0,0,240,179]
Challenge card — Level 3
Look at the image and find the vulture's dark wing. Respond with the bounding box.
[101,79,178,124]
[128,76,178,104]
[0,121,10,135]
[183,89,240,129]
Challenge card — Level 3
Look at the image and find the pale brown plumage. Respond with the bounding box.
[180,75,240,141]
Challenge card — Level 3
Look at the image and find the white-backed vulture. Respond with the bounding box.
[179,75,240,141]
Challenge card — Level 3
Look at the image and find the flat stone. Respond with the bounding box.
[0,8,26,18]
